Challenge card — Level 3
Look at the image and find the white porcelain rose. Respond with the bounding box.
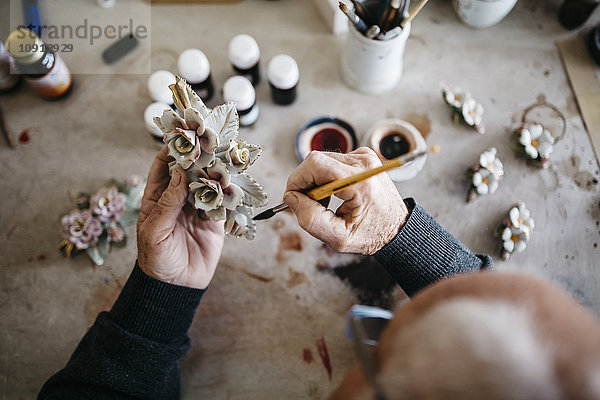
[154,76,268,238]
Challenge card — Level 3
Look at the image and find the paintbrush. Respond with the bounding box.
[365,25,381,39]
[379,0,402,33]
[0,104,15,148]
[339,2,368,34]
[401,0,429,28]
[350,0,375,25]
[253,150,427,221]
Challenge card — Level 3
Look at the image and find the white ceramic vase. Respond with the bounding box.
[453,0,518,28]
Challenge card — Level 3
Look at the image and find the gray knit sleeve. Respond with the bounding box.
[374,198,492,297]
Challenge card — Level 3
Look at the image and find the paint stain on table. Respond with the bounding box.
[18,130,30,144]
[286,267,307,288]
[329,255,397,309]
[276,231,303,263]
[403,113,431,138]
[561,156,598,192]
[316,336,332,381]
[303,348,314,364]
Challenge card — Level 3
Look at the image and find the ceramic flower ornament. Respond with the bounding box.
[155,76,267,239]
[60,177,147,265]
[465,147,504,202]
[514,123,555,168]
[495,202,534,261]
[441,82,485,134]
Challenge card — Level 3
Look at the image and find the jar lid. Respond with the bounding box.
[178,49,210,84]
[228,34,260,69]
[5,28,44,64]
[223,75,255,111]
[144,102,171,138]
[268,54,299,90]
[147,70,176,104]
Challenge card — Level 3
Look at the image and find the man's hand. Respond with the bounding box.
[283,147,409,255]
[137,147,224,289]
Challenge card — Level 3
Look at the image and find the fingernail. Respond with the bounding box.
[284,192,298,209]
[171,169,182,187]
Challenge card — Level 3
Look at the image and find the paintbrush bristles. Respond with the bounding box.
[339,2,348,13]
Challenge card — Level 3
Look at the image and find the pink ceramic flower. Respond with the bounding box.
[90,187,127,222]
[61,210,103,249]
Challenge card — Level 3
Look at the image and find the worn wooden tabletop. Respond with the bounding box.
[1,0,599,398]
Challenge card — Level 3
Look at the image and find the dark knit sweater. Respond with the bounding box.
[38,199,492,399]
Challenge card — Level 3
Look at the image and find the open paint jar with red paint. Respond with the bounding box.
[296,116,357,161]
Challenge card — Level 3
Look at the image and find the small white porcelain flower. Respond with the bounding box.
[444,86,470,108]
[509,202,535,234]
[518,124,554,160]
[462,98,484,131]
[90,187,127,223]
[501,226,528,254]
[216,139,261,172]
[472,168,499,195]
[479,147,504,178]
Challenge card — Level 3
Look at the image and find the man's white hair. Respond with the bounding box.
[379,298,563,399]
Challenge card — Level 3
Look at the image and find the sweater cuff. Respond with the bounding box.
[109,262,205,343]
[375,198,492,297]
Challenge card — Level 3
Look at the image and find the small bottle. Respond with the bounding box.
[178,49,214,102]
[144,101,171,142]
[147,70,176,105]
[5,28,73,100]
[0,42,22,93]
[228,34,261,85]
[223,75,259,127]
[267,54,299,106]
[558,0,599,30]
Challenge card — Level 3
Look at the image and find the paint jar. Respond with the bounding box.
[228,34,261,85]
[453,0,518,28]
[0,42,21,92]
[363,119,427,181]
[267,54,299,106]
[296,116,357,161]
[144,101,171,142]
[178,49,214,102]
[147,70,176,105]
[5,28,73,100]
[223,75,259,127]
[341,22,411,94]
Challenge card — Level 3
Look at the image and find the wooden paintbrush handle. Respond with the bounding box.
[306,158,403,200]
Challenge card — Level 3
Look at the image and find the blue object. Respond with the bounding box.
[22,0,42,36]
[345,305,393,342]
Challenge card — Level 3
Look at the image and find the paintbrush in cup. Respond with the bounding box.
[339,2,368,34]
[401,0,429,28]
[253,150,427,221]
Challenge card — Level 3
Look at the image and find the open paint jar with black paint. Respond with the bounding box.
[363,119,427,181]
[296,116,357,161]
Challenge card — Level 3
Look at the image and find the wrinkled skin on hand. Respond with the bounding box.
[137,147,224,289]
[283,147,409,255]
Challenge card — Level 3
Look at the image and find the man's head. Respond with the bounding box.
[329,272,600,400]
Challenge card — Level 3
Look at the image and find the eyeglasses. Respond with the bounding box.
[345,305,393,400]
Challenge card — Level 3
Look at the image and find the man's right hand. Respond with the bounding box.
[283,147,409,255]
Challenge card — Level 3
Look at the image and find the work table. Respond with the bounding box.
[0,0,599,398]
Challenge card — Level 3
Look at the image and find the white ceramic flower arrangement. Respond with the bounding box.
[513,123,555,169]
[464,148,504,202]
[495,202,534,261]
[441,82,485,134]
[60,176,146,266]
[154,76,267,239]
